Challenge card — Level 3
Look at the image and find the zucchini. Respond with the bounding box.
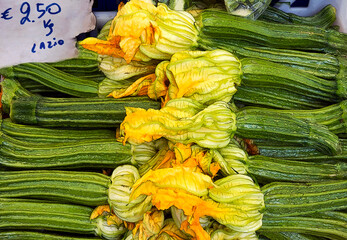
[233,86,331,110]
[0,133,133,170]
[253,138,347,161]
[0,198,95,235]
[9,96,161,128]
[16,78,59,94]
[0,118,116,143]
[0,78,33,113]
[199,37,347,80]
[0,63,99,98]
[259,5,336,29]
[238,100,347,135]
[0,198,127,239]
[261,232,322,240]
[239,58,344,102]
[0,231,101,240]
[0,170,109,206]
[197,9,347,54]
[262,180,347,217]
[0,132,159,170]
[246,155,347,183]
[235,107,341,155]
[260,212,347,240]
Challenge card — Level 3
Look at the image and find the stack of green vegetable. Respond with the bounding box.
[0,0,346,239]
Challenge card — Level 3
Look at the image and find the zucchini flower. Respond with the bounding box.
[80,0,198,63]
[208,174,265,232]
[210,227,258,240]
[120,98,237,149]
[130,167,264,240]
[109,49,242,106]
[211,139,248,176]
[132,209,165,240]
[171,206,214,238]
[98,55,158,82]
[90,205,128,240]
[108,165,153,223]
[150,219,189,240]
[161,50,241,105]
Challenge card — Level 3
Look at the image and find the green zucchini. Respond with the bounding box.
[253,138,347,161]
[235,107,341,155]
[233,86,331,110]
[259,5,336,29]
[262,180,347,217]
[9,96,161,128]
[0,231,101,240]
[0,63,99,98]
[16,78,58,94]
[0,118,116,143]
[199,37,347,80]
[246,155,347,183]
[0,170,109,206]
[260,212,347,240]
[238,100,347,135]
[0,198,127,239]
[197,9,347,54]
[0,78,33,113]
[0,132,159,170]
[0,198,95,235]
[239,58,344,102]
[260,232,323,240]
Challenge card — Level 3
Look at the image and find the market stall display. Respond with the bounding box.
[0,0,346,239]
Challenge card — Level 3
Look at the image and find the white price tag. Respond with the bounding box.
[0,0,96,68]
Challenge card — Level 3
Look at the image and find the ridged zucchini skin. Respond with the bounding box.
[259,5,336,29]
[233,86,331,110]
[17,78,59,94]
[1,118,116,143]
[0,170,109,206]
[197,9,347,54]
[0,78,33,113]
[240,58,343,102]
[262,180,347,217]
[260,212,347,240]
[247,155,347,183]
[0,133,133,170]
[239,101,347,135]
[261,232,322,240]
[0,231,101,240]
[199,38,346,80]
[235,108,341,156]
[0,198,95,235]
[0,63,99,98]
[253,138,347,160]
[9,96,161,128]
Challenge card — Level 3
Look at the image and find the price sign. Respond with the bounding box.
[0,0,96,68]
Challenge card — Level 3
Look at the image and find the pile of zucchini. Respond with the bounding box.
[0,1,346,239]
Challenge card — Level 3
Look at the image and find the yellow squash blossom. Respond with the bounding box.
[90,205,128,239]
[108,165,153,222]
[210,140,248,176]
[130,168,264,240]
[120,99,237,149]
[98,55,159,82]
[210,228,258,240]
[132,209,165,240]
[109,49,242,106]
[152,219,188,240]
[80,0,198,63]
[131,167,214,198]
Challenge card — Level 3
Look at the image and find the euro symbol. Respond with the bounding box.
[1,8,13,20]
